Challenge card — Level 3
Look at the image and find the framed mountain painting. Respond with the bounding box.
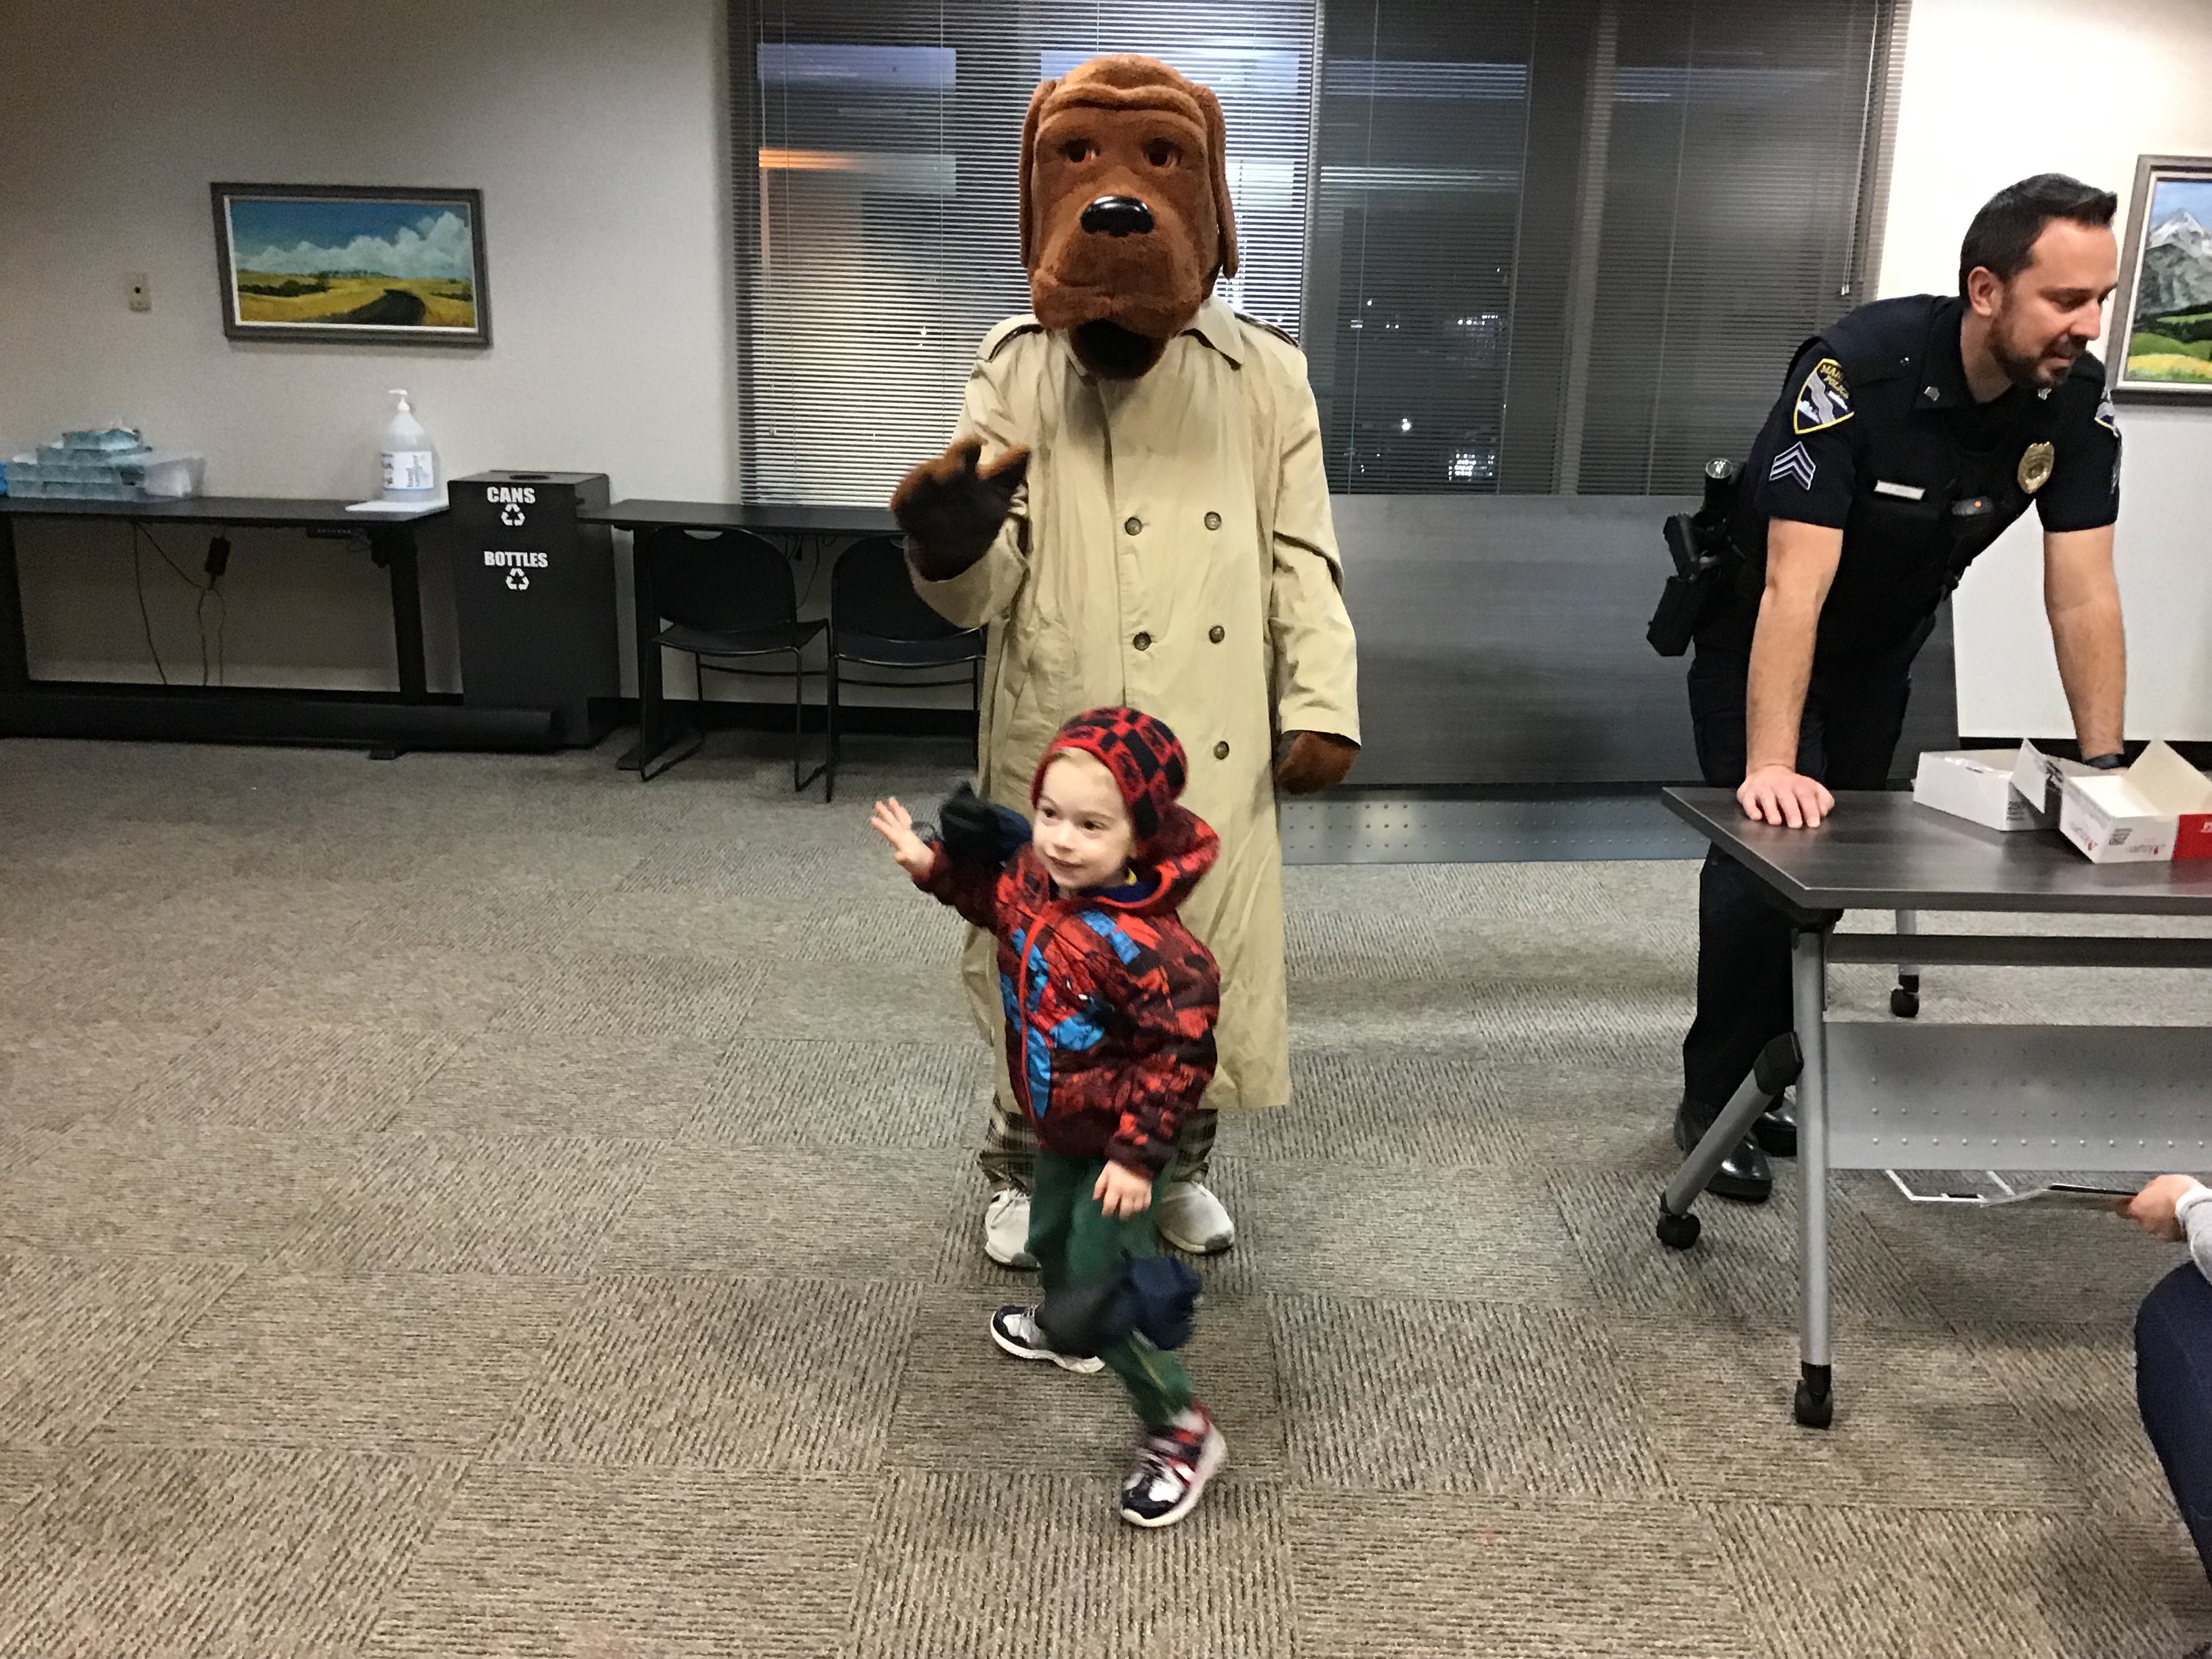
[211,184,491,347]
[2111,155,2212,401]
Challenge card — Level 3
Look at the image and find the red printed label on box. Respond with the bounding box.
[2176,813,2212,861]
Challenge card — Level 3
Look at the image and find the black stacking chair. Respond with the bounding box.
[642,525,825,789]
[824,535,986,802]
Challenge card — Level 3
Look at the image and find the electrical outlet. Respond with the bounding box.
[127,273,150,312]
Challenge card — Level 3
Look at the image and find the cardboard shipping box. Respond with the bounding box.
[1914,750,2039,831]
[2010,740,2099,828]
[2051,741,2212,863]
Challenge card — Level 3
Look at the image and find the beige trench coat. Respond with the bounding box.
[913,295,1360,1111]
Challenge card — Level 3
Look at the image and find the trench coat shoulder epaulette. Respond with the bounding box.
[977,314,1046,365]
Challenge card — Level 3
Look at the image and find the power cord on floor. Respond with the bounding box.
[134,524,227,687]
[129,529,169,685]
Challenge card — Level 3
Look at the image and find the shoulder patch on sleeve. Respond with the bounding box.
[2094,388,2120,436]
[978,314,1045,365]
[1793,356,1853,434]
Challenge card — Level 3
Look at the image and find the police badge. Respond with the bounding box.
[2018,441,2055,494]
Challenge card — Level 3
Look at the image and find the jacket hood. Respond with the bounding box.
[1076,802,1218,916]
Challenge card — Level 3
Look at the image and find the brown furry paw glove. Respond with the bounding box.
[890,438,1031,581]
[1274,731,1358,794]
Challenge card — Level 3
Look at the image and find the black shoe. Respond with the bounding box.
[1753,1092,1797,1159]
[1674,1098,1773,1204]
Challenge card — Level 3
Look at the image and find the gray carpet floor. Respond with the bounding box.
[1,732,2207,1658]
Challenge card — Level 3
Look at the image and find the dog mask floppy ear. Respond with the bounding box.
[1018,77,1058,272]
[1197,83,1238,281]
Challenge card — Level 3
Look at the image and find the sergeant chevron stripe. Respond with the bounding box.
[1768,441,1818,489]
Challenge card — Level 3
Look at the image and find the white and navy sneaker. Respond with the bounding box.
[1118,1402,1226,1528]
[989,1304,1104,1374]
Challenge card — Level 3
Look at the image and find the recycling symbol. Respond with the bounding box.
[505,568,530,591]
[499,503,527,527]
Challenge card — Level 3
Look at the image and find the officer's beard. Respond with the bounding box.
[1988,304,2085,391]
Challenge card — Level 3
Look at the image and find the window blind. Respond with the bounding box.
[735,0,1322,505]
[1311,0,1889,495]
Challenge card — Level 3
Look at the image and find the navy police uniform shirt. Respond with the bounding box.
[1715,293,2121,663]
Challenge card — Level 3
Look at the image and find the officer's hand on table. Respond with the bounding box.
[890,438,1031,582]
[1738,764,1835,829]
[2124,1174,2200,1242]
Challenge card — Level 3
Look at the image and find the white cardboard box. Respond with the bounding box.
[2051,741,2212,863]
[1914,749,2039,831]
[2010,740,2097,827]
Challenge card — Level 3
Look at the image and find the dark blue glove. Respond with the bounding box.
[1035,1254,1202,1358]
[938,782,1031,867]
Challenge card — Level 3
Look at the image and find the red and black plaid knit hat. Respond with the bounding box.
[1030,705,1189,844]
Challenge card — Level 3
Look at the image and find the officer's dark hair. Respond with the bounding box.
[1958,173,2118,295]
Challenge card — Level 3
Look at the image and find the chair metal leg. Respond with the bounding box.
[825,651,841,803]
[792,648,805,792]
[790,648,826,796]
[638,650,705,782]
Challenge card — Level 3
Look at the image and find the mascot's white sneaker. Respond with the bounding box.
[983,1188,1038,1269]
[1155,1180,1236,1254]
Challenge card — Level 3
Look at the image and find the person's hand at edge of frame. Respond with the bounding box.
[2123,1174,2203,1243]
[1738,763,1835,830]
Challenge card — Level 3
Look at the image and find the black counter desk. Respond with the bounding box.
[581,500,897,539]
[0,495,558,756]
[578,499,899,775]
[1660,787,2212,1429]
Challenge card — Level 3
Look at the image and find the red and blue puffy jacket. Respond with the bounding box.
[916,812,1221,1174]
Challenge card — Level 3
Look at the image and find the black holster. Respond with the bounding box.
[1647,459,1744,657]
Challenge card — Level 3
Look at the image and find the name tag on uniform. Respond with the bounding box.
[1872,480,1925,500]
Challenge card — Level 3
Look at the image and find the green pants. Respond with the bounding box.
[1029,1152,1196,1429]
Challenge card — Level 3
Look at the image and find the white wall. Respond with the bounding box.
[0,0,735,691]
[1880,0,2212,741]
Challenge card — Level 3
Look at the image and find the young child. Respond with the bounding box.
[872,705,1226,1528]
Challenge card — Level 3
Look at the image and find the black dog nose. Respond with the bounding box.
[1080,195,1154,237]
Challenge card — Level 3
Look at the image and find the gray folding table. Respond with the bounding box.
[1660,787,2212,1427]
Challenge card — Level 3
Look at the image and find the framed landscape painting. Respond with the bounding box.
[211,184,491,347]
[2111,155,2212,401]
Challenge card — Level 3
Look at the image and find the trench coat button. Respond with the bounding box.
[1213,741,1230,760]
[1124,516,1142,537]
[1204,511,1222,531]
[1132,632,1151,651]
[1208,625,1225,643]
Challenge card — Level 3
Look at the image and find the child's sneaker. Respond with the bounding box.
[989,1304,1105,1374]
[1118,1402,1226,1528]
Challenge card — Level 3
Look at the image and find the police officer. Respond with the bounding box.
[1679,173,2129,1202]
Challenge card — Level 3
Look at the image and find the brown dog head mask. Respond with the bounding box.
[1021,55,1239,378]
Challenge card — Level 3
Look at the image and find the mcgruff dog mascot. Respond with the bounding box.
[893,55,1360,1264]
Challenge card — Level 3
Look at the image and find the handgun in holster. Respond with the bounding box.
[1646,457,1742,657]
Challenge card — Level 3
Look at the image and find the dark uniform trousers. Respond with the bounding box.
[1679,620,1930,1111]
[2137,1262,2212,1586]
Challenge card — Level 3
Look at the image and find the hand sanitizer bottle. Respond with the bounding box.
[380,390,439,504]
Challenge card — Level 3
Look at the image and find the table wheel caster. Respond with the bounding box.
[1889,984,1919,1019]
[1793,1377,1834,1429]
[1656,1209,1701,1251]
